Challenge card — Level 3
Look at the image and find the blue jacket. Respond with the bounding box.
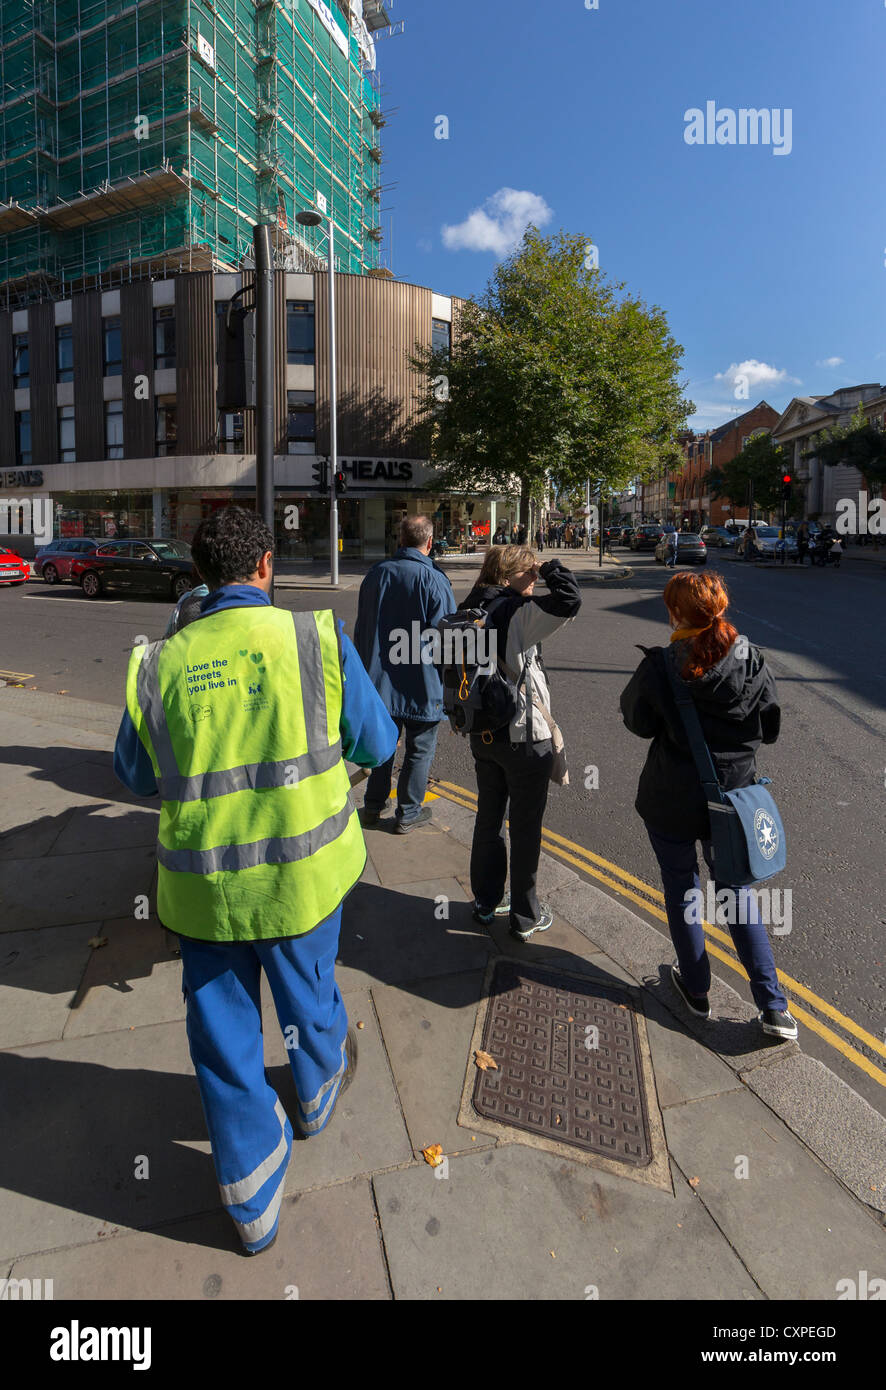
[114,584,398,797]
[353,547,456,721]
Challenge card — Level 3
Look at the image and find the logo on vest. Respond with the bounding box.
[754,808,778,859]
[189,705,212,722]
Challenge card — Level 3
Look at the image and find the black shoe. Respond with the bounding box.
[670,964,711,1020]
[299,1029,358,1138]
[472,892,510,925]
[359,807,383,827]
[759,1009,798,1041]
[509,905,553,942]
[394,806,432,834]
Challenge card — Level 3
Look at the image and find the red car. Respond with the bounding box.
[0,546,29,585]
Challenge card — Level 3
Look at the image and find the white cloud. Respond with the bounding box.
[815,356,844,368]
[714,359,801,391]
[441,188,553,256]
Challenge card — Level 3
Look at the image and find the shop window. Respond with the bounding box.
[13,333,29,389]
[154,306,176,369]
[105,399,123,458]
[58,404,75,462]
[15,410,31,467]
[218,410,244,453]
[155,399,177,456]
[287,390,315,454]
[56,323,73,383]
[286,301,315,366]
[103,316,122,376]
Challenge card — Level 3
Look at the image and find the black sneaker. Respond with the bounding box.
[359,807,383,827]
[494,893,511,916]
[394,806,432,834]
[509,905,553,942]
[670,964,711,1020]
[759,1009,798,1041]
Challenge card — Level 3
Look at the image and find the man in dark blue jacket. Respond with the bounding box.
[354,514,456,832]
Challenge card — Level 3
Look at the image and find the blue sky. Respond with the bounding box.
[376,0,886,430]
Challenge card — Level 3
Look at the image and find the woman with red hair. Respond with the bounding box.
[620,571,797,1040]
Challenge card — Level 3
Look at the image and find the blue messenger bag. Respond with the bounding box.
[664,657,786,886]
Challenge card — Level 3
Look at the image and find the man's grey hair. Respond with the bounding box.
[400,514,434,549]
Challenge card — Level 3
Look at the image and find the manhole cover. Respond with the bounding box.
[472,961,652,1167]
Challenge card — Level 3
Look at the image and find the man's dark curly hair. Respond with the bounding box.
[191,506,274,590]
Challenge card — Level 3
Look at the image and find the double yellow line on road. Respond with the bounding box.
[431,778,886,1088]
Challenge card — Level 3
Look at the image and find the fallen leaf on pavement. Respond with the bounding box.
[474,1050,498,1071]
[421,1144,444,1168]
[356,1021,365,1029]
[688,1176,700,1187]
[87,936,108,949]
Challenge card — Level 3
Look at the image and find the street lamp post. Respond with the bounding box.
[297,208,338,588]
[253,223,275,603]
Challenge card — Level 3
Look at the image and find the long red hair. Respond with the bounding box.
[663,572,738,680]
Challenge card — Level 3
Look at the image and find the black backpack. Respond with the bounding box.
[437,595,520,736]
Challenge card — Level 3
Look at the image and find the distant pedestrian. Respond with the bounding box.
[796,522,810,565]
[665,530,679,567]
[619,570,797,1041]
[354,514,456,832]
[535,527,544,552]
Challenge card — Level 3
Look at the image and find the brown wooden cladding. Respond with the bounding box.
[29,301,58,468]
[175,274,216,456]
[0,312,15,466]
[121,280,155,459]
[72,291,103,462]
[314,272,432,458]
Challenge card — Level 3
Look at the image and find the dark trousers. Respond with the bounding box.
[646,826,788,1012]
[365,717,440,824]
[469,735,554,932]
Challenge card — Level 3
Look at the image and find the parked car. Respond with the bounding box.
[630,524,665,551]
[71,538,195,600]
[748,526,798,560]
[654,532,707,565]
[700,526,739,549]
[0,545,30,585]
[34,536,101,584]
[619,527,636,547]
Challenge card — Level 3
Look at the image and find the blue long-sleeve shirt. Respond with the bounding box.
[114,584,398,796]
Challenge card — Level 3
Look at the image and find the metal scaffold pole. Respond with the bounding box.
[254,222,275,603]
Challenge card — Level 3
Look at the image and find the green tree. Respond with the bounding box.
[706,431,794,516]
[805,403,886,492]
[410,229,693,525]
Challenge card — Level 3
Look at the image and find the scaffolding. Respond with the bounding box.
[0,0,384,305]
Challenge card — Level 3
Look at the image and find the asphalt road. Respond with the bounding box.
[2,550,884,1115]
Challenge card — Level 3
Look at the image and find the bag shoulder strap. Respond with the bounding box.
[660,649,725,804]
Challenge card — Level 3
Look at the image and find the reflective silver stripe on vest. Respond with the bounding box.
[136,640,180,784]
[218,1098,289,1208]
[292,611,329,750]
[298,1043,347,1133]
[158,798,355,875]
[233,1167,287,1246]
[158,740,343,803]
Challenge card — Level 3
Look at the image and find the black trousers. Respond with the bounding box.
[469,734,554,932]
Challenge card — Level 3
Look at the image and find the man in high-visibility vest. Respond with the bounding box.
[114,506,397,1254]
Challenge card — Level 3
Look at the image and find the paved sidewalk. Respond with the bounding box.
[1,686,883,1301]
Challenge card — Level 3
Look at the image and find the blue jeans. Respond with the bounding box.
[364,717,440,823]
[646,826,788,1013]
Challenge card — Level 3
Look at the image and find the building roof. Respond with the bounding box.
[708,400,777,442]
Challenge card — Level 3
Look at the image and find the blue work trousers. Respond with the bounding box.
[178,907,348,1253]
[364,717,440,824]
[646,827,788,1013]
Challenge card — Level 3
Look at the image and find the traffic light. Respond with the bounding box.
[335,470,347,496]
[782,473,792,502]
[217,304,255,410]
[311,458,328,494]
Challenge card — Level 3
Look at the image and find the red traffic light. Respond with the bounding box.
[782,474,792,484]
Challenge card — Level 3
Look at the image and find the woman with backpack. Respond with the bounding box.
[459,545,581,941]
[619,571,797,1040]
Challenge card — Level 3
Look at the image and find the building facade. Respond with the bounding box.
[771,385,885,525]
[671,401,780,528]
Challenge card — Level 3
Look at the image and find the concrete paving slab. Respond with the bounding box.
[0,844,156,931]
[0,806,77,858]
[359,818,470,886]
[641,990,744,1109]
[0,1022,216,1262]
[371,970,496,1157]
[8,1181,390,1300]
[64,918,185,1038]
[49,801,159,855]
[335,877,492,992]
[374,1146,760,1300]
[662,1088,886,1298]
[739,1052,886,1214]
[0,921,99,1048]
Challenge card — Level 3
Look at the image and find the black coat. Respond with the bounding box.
[619,639,781,841]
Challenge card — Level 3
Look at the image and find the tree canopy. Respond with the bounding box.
[706,431,794,515]
[805,403,886,492]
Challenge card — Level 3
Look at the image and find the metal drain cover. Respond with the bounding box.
[471,961,653,1166]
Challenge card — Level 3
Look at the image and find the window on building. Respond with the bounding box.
[287,391,315,454]
[105,399,123,459]
[154,306,176,369]
[15,410,31,467]
[58,405,75,462]
[218,410,245,453]
[432,317,451,357]
[155,399,177,457]
[103,316,122,377]
[56,324,73,383]
[12,333,29,389]
[286,301,315,365]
